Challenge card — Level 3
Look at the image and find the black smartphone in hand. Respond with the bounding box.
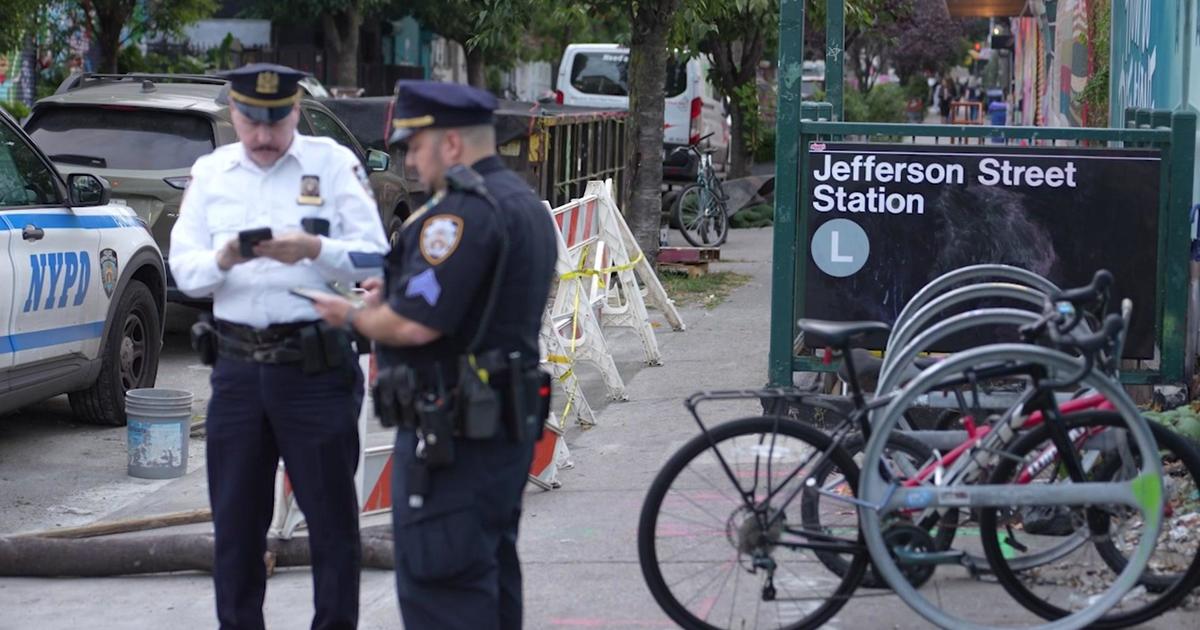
[238,227,273,258]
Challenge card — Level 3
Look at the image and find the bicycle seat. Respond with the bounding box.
[797,319,891,349]
[837,348,939,392]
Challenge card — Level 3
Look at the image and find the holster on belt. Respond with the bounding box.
[506,354,551,443]
[190,313,218,366]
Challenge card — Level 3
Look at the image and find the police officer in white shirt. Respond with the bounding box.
[169,64,388,630]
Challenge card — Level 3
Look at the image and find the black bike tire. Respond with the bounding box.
[710,181,730,246]
[799,431,960,588]
[637,416,868,630]
[673,184,722,248]
[978,410,1200,628]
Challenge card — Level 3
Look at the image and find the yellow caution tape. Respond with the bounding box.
[551,242,646,424]
[561,253,645,285]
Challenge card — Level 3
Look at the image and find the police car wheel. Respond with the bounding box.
[69,281,162,426]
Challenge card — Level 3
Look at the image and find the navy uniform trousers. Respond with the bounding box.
[206,355,363,630]
[391,429,536,630]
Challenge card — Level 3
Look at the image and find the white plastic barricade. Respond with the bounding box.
[540,309,598,426]
[546,197,628,401]
[586,180,685,365]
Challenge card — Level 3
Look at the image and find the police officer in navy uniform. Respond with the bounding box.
[170,63,389,630]
[311,81,557,630]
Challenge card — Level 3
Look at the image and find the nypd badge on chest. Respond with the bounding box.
[420,214,463,265]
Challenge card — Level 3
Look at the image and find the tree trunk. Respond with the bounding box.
[624,2,678,263]
[465,47,487,89]
[727,96,752,179]
[0,526,395,577]
[322,6,362,88]
[91,1,128,73]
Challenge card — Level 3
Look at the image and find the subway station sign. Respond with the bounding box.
[803,142,1162,357]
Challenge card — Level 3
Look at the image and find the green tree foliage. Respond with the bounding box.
[252,0,386,87]
[523,0,628,85]
[395,0,536,88]
[0,0,41,53]
[77,0,217,73]
[673,0,777,178]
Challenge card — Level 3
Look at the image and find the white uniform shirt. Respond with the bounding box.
[169,133,389,328]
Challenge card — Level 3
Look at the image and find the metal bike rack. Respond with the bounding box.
[886,283,1048,358]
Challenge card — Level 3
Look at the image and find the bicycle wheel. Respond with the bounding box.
[800,431,955,589]
[979,411,1200,628]
[674,184,728,247]
[859,344,1164,630]
[638,416,867,629]
[708,180,730,246]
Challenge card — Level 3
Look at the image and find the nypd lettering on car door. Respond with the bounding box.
[4,209,142,364]
[23,250,92,312]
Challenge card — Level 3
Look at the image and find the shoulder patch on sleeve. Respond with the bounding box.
[420,214,463,265]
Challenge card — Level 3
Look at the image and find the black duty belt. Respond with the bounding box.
[215,320,312,364]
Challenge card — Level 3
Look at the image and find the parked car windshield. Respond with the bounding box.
[26,107,215,171]
[570,52,687,98]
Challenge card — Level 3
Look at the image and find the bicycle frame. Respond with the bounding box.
[905,392,1114,490]
[679,357,1093,548]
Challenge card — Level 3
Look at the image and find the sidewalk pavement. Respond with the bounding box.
[0,228,1193,629]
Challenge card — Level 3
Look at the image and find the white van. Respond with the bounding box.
[554,44,730,180]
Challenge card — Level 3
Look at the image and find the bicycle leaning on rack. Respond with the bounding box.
[636,269,1190,630]
[671,132,730,247]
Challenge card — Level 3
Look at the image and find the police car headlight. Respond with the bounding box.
[164,176,192,190]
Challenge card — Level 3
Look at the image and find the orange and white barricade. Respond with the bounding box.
[527,411,574,490]
[270,354,396,539]
[545,196,628,401]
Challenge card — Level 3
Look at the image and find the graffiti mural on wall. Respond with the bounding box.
[1044,0,1089,126]
[1117,0,1158,109]
[0,54,15,102]
[1013,18,1040,125]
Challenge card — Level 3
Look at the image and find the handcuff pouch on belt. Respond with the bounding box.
[456,354,501,440]
[374,365,416,429]
[299,322,345,374]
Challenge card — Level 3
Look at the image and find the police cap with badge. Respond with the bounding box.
[389,81,498,146]
[218,63,307,123]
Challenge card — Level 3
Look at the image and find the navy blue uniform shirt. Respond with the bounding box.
[379,156,556,380]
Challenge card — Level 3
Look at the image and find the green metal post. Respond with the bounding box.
[1151,110,1172,129]
[770,0,805,387]
[1136,109,1152,129]
[1163,111,1197,384]
[826,1,845,121]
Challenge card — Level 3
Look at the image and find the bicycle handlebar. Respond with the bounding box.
[1053,312,1124,354]
[1049,269,1113,306]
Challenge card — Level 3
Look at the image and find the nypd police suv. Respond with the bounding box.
[0,109,166,425]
